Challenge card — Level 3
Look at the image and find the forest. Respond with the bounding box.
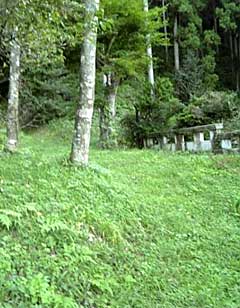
[0,0,240,157]
[0,0,240,307]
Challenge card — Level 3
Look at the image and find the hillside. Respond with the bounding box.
[0,127,240,307]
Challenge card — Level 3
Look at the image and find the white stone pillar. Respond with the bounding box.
[194,132,204,151]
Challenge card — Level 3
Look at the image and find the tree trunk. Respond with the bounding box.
[143,0,155,90]
[234,34,238,58]
[236,70,239,92]
[70,0,99,165]
[99,73,119,148]
[174,14,180,71]
[229,31,234,60]
[6,32,20,152]
[229,31,234,86]
[213,0,219,54]
[162,0,169,62]
[135,106,144,148]
[239,34,240,62]
[235,34,239,91]
[238,35,240,91]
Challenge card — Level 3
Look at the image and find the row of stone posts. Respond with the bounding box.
[144,123,228,152]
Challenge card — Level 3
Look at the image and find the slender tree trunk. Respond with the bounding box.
[214,17,219,54]
[234,34,239,91]
[70,0,99,165]
[162,0,169,62]
[236,34,240,92]
[143,0,155,90]
[106,73,118,119]
[229,31,234,60]
[238,35,240,91]
[99,106,107,145]
[6,32,20,152]
[239,34,240,62]
[135,106,143,148]
[236,70,239,92]
[99,74,108,145]
[99,73,119,148]
[213,0,219,54]
[174,13,180,71]
[229,31,234,87]
[234,34,238,58]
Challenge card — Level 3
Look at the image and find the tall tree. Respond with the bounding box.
[1,0,67,150]
[97,0,164,147]
[173,13,180,71]
[6,29,20,152]
[217,0,240,91]
[99,73,119,148]
[70,0,99,165]
[162,0,169,62]
[165,0,207,73]
[143,0,155,88]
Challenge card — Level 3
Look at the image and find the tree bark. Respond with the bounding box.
[235,34,239,91]
[70,0,99,165]
[229,31,234,60]
[99,106,107,146]
[234,34,238,58]
[6,31,20,152]
[162,0,169,62]
[239,34,240,62]
[135,106,144,148]
[236,70,239,92]
[229,31,234,86]
[174,14,180,71]
[238,34,240,91]
[213,0,219,54]
[143,0,155,90]
[99,73,119,148]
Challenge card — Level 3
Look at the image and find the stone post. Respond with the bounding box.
[210,131,215,141]
[194,132,204,151]
[143,138,147,148]
[162,136,168,149]
[175,134,185,151]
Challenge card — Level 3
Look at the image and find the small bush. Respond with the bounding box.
[177,91,239,127]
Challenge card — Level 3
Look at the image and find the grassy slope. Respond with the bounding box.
[0,126,240,307]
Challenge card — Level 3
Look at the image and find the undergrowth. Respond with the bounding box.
[0,123,239,307]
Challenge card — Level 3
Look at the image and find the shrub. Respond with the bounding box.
[121,77,182,146]
[176,91,239,127]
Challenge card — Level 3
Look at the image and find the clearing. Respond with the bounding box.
[0,126,239,307]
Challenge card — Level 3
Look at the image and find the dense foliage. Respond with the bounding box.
[0,0,239,145]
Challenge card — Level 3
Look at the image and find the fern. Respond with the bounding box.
[0,214,12,230]
[0,209,22,230]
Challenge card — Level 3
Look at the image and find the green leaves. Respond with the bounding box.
[0,0,84,68]
[0,127,240,306]
[98,0,165,77]
[0,214,11,230]
[216,1,240,31]
[0,209,22,230]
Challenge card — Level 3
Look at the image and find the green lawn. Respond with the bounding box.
[0,126,240,307]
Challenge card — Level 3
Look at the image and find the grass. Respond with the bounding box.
[0,123,240,307]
